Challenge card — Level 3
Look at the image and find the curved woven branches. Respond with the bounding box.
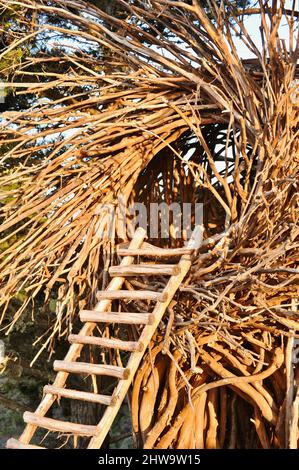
[0,0,298,448]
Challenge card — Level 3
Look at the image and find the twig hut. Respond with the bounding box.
[0,0,298,448]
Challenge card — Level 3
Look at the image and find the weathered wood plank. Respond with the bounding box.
[116,247,194,257]
[53,360,130,379]
[23,412,97,436]
[43,385,115,406]
[68,334,143,352]
[96,290,168,302]
[109,264,181,276]
[79,310,154,325]
[6,438,45,449]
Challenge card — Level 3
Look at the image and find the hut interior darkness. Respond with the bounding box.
[0,0,298,449]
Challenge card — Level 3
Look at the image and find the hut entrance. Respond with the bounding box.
[133,124,254,247]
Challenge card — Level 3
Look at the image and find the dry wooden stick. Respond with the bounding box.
[143,351,180,449]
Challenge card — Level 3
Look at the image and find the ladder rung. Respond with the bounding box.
[53,360,130,379]
[96,290,168,302]
[23,412,96,436]
[116,247,193,257]
[43,385,116,406]
[109,264,181,277]
[68,334,144,352]
[117,241,157,251]
[6,438,45,449]
[79,310,154,325]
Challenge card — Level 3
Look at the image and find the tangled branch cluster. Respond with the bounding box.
[0,0,298,448]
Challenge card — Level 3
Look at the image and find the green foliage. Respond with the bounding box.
[0,48,24,75]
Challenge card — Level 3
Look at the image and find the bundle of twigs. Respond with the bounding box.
[0,0,298,448]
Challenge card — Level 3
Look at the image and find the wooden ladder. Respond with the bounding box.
[7,226,203,449]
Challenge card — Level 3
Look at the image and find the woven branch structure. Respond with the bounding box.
[0,0,298,448]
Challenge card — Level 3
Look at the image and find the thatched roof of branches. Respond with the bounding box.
[0,0,298,448]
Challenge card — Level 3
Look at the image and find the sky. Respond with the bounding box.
[235,0,299,58]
